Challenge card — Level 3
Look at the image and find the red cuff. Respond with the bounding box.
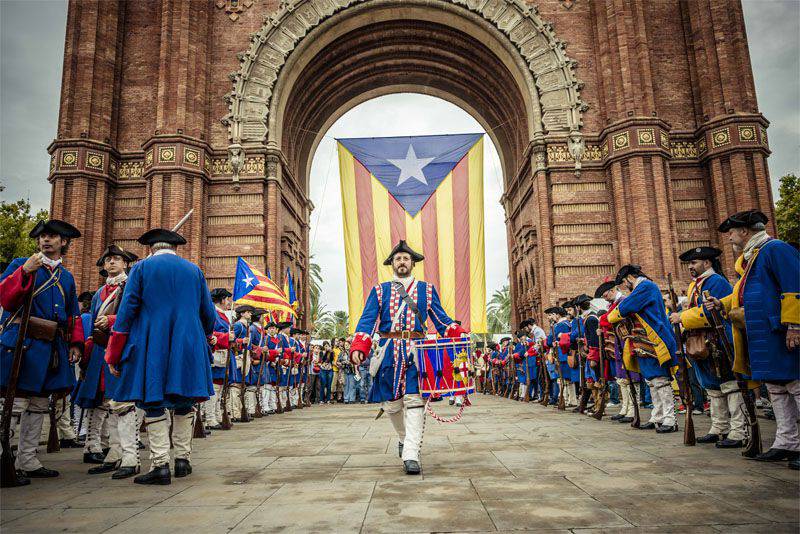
[0,265,33,311]
[350,332,372,359]
[558,333,571,352]
[267,349,279,362]
[213,331,230,350]
[104,332,129,366]
[69,315,85,347]
[253,346,263,357]
[105,315,116,331]
[445,323,468,338]
[81,339,94,368]
[599,312,612,330]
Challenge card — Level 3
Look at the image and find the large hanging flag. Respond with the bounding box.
[233,257,296,318]
[337,133,487,333]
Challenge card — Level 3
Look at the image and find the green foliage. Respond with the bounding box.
[314,309,350,339]
[486,284,510,335]
[775,173,799,245]
[0,199,48,266]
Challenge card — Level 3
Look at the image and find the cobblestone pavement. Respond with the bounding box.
[1,394,798,533]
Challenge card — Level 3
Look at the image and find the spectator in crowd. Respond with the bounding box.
[357,340,373,403]
[342,340,357,404]
[307,343,321,404]
[319,341,334,404]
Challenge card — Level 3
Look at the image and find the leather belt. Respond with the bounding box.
[379,331,425,340]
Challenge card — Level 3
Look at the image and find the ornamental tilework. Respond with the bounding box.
[61,151,78,167]
[637,128,655,146]
[86,152,104,170]
[738,125,757,142]
[710,127,730,148]
[184,147,200,165]
[158,146,176,163]
[612,131,630,151]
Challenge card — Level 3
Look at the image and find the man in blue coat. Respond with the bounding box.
[349,241,465,475]
[206,288,233,430]
[0,219,84,481]
[546,306,575,407]
[706,210,799,467]
[608,264,679,433]
[104,228,215,485]
[669,246,745,448]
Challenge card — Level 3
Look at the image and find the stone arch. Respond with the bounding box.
[224,0,586,165]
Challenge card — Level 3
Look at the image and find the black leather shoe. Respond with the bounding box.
[403,460,421,475]
[21,466,59,478]
[102,447,109,456]
[88,462,120,474]
[174,459,192,478]
[789,459,799,470]
[83,452,106,464]
[610,414,623,421]
[696,433,722,444]
[753,448,800,462]
[12,471,31,486]
[137,440,145,450]
[134,465,171,485]
[398,442,404,458]
[639,422,657,430]
[716,438,743,449]
[208,424,223,430]
[112,466,140,479]
[617,417,633,424]
[59,438,83,448]
[656,424,678,434]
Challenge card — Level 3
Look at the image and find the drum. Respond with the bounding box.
[416,335,475,399]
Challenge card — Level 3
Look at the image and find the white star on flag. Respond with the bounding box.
[242,274,255,288]
[387,144,435,186]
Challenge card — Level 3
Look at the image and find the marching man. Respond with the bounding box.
[104,228,216,485]
[349,240,465,475]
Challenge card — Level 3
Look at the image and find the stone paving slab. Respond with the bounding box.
[1,395,797,533]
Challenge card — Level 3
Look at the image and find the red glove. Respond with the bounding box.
[558,332,571,352]
[351,332,372,355]
[268,349,279,362]
[445,323,468,338]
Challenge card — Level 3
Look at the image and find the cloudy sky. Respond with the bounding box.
[1,0,798,312]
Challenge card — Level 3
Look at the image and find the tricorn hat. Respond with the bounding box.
[594,280,616,299]
[277,321,293,330]
[383,240,424,266]
[137,228,187,246]
[235,305,255,315]
[717,209,768,233]
[96,244,137,267]
[78,291,95,303]
[679,246,723,262]
[615,264,644,286]
[519,318,535,329]
[264,320,278,329]
[573,294,592,307]
[210,288,232,301]
[29,219,81,239]
[544,306,567,316]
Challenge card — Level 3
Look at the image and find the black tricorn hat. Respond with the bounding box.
[573,294,592,307]
[679,246,723,262]
[562,298,575,309]
[383,240,424,266]
[717,210,768,233]
[277,321,293,330]
[519,318,535,329]
[137,228,187,246]
[264,320,278,329]
[500,337,511,344]
[235,305,255,315]
[615,264,644,286]
[96,244,137,266]
[594,280,616,299]
[78,291,95,303]
[544,306,567,316]
[290,327,304,335]
[251,308,267,319]
[29,219,81,239]
[210,288,232,301]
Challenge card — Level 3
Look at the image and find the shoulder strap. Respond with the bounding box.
[393,281,423,326]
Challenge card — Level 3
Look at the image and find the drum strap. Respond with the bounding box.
[393,281,423,326]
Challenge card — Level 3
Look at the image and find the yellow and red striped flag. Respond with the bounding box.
[232,257,296,318]
[337,133,487,333]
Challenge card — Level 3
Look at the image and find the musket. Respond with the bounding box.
[274,350,284,414]
[239,323,252,422]
[171,209,194,232]
[1,286,34,487]
[593,330,610,420]
[555,348,566,411]
[46,395,61,453]
[253,330,265,418]
[523,341,532,402]
[192,403,206,439]
[702,289,762,458]
[220,352,233,430]
[575,315,590,414]
[540,348,551,406]
[613,322,641,428]
[668,273,696,446]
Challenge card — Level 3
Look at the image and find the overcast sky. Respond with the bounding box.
[1,0,797,312]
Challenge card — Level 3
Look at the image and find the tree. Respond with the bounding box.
[314,309,350,339]
[486,284,511,335]
[775,173,799,245]
[0,199,48,266]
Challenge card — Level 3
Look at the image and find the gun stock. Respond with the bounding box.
[668,273,696,446]
[46,396,60,453]
[220,359,233,430]
[193,404,206,439]
[701,289,762,458]
[593,332,609,420]
[1,288,34,487]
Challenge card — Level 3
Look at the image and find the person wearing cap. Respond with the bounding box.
[706,210,799,466]
[607,265,679,433]
[597,280,640,423]
[276,321,295,408]
[103,228,215,485]
[511,329,535,401]
[668,246,745,447]
[76,245,141,478]
[349,240,466,475]
[571,294,601,412]
[263,320,282,413]
[0,219,85,481]
[546,306,576,407]
[230,305,253,421]
[520,319,544,401]
[206,288,233,429]
[243,309,267,418]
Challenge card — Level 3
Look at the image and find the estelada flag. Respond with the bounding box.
[337,133,487,333]
[232,257,296,318]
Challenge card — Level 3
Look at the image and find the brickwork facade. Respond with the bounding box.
[49,0,774,328]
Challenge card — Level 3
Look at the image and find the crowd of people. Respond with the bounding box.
[0,207,797,487]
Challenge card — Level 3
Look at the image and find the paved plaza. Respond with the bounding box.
[1,395,798,533]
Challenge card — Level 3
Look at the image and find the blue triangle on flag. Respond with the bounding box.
[337,133,483,217]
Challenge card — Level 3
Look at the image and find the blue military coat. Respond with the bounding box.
[548,319,573,381]
[0,259,80,394]
[105,252,215,407]
[352,279,456,403]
